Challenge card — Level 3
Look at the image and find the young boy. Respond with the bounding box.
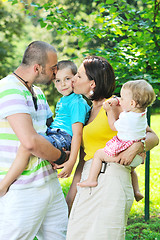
[78,80,156,201]
[0,60,90,196]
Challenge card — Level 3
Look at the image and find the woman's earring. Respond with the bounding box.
[90,90,94,95]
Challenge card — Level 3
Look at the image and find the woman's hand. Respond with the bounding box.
[117,142,143,166]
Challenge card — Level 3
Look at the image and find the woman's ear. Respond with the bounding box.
[90,80,96,89]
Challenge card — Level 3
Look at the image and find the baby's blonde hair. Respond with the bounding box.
[122,80,156,110]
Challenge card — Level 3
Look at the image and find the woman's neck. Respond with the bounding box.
[92,99,106,109]
[87,98,106,124]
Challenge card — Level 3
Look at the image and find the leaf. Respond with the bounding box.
[106,0,115,4]
[110,6,117,13]
[39,21,47,28]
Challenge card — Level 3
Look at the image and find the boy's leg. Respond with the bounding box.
[78,149,107,187]
[44,128,72,151]
[131,169,144,202]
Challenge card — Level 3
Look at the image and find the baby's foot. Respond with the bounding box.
[135,191,144,202]
[77,180,98,188]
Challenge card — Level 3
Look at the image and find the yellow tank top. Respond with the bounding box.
[82,102,117,161]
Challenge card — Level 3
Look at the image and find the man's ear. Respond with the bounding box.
[34,64,42,74]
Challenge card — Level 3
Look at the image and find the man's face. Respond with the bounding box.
[38,51,58,85]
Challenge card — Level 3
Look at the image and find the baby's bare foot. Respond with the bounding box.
[135,192,144,202]
[77,180,98,188]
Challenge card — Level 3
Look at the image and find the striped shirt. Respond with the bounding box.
[0,74,56,189]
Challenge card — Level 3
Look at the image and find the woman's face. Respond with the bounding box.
[72,63,93,98]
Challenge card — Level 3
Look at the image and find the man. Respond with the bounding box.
[0,41,68,240]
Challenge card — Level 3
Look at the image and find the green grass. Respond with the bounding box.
[60,113,160,239]
[129,114,160,217]
[125,114,160,239]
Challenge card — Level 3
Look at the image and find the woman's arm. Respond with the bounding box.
[117,126,159,166]
[66,146,85,214]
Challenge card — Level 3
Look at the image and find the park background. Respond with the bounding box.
[0,0,160,239]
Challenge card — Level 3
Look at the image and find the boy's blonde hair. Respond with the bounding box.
[122,80,156,110]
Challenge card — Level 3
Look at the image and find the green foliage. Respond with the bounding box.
[0,0,26,78]
[7,0,160,97]
[126,217,160,239]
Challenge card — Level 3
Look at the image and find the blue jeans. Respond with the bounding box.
[41,128,72,151]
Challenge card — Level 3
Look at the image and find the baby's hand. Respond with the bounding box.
[57,161,74,178]
[103,97,120,112]
[103,101,112,112]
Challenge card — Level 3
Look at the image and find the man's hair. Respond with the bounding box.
[122,80,156,110]
[57,60,77,75]
[83,56,115,101]
[21,41,57,67]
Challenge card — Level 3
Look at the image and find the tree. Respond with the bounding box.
[0,0,26,78]
[6,0,160,104]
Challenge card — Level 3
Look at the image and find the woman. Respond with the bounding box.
[66,56,159,240]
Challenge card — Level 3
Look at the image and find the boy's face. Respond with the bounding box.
[54,68,74,96]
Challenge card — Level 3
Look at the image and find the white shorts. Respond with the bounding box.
[0,177,68,240]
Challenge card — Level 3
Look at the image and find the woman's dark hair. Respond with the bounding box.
[83,56,116,100]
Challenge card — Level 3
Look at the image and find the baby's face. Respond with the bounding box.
[120,88,133,112]
[54,68,74,96]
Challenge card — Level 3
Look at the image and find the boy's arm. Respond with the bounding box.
[57,122,83,178]
[0,145,30,197]
[66,146,85,214]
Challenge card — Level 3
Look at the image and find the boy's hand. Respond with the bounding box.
[0,184,8,197]
[57,161,74,178]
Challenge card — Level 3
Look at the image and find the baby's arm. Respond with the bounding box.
[57,122,83,178]
[0,145,30,196]
[103,97,122,131]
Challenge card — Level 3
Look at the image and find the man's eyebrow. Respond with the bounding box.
[51,64,57,68]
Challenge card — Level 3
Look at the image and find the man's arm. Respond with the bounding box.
[7,113,61,162]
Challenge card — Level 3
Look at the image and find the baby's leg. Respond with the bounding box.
[131,168,144,202]
[78,149,108,187]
